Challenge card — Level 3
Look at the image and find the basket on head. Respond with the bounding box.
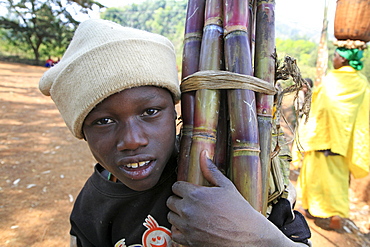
[334,0,370,42]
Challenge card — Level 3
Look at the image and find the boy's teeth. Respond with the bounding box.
[126,161,149,168]
[138,161,147,167]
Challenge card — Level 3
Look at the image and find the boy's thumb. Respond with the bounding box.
[200,150,233,189]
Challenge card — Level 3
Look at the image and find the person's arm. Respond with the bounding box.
[167,150,309,247]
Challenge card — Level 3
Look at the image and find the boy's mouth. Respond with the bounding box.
[125,160,151,169]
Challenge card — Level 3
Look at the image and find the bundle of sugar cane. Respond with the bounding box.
[179,0,276,213]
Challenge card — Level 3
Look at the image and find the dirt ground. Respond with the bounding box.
[0,61,369,246]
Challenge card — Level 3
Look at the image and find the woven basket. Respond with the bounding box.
[334,0,370,42]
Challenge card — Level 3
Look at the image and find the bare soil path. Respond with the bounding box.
[0,61,369,246]
[0,61,95,246]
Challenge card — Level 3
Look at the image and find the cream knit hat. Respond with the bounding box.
[39,19,181,139]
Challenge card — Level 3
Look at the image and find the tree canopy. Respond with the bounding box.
[0,0,368,81]
[0,0,103,64]
[101,0,187,65]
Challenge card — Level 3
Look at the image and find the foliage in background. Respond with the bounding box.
[276,38,369,84]
[0,0,369,81]
[276,38,318,82]
[0,0,103,65]
[100,1,370,80]
[101,0,187,67]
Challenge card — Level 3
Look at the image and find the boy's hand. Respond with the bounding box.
[167,150,274,246]
[167,150,307,247]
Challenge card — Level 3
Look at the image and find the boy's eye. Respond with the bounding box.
[95,118,114,125]
[142,108,159,116]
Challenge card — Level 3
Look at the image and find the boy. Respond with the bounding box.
[39,19,310,246]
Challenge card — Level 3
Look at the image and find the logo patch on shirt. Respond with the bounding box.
[142,215,171,247]
[114,215,172,247]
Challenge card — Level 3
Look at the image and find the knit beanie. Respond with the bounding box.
[39,19,181,139]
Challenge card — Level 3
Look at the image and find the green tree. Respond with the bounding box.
[0,0,102,65]
[276,37,370,82]
[101,0,187,66]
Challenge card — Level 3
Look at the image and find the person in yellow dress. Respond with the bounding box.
[295,47,370,230]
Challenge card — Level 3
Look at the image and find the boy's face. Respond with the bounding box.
[82,86,177,191]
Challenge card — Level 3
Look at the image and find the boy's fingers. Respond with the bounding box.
[199,150,234,189]
[171,181,199,198]
[166,195,180,214]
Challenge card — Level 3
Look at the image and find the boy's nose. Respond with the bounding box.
[116,121,148,151]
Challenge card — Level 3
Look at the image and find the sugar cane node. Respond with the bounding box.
[192,133,217,143]
[223,25,249,35]
[257,0,274,4]
[232,142,261,155]
[204,16,223,27]
[180,70,276,95]
[183,31,203,41]
[179,125,192,136]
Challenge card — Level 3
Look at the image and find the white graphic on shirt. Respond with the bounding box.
[114,215,171,247]
[142,215,172,247]
[114,238,127,247]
